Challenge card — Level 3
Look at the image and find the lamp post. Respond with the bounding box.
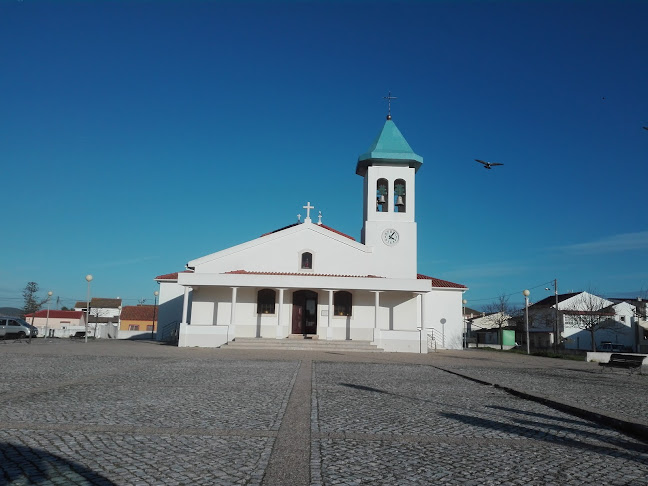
[523,289,530,355]
[462,299,468,349]
[45,291,53,338]
[440,318,446,348]
[152,290,159,340]
[85,275,93,343]
[117,305,122,339]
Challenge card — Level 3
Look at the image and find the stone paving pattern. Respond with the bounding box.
[311,362,648,485]
[0,340,647,485]
[428,351,648,425]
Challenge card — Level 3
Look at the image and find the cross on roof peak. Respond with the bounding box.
[383,91,397,120]
[303,201,314,222]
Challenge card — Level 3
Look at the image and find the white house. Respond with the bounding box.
[155,116,467,353]
[528,291,638,351]
[74,298,122,338]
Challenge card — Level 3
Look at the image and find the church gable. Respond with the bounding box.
[189,221,372,276]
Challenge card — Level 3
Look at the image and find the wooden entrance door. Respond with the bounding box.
[292,290,318,335]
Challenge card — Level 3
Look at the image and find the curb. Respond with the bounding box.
[433,366,648,445]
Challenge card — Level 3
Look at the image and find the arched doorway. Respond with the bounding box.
[292,290,318,335]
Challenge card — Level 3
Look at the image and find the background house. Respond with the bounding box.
[119,305,157,340]
[466,311,516,348]
[74,298,122,339]
[525,291,638,352]
[609,297,648,353]
[23,310,86,338]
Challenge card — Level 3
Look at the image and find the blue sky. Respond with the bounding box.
[1,0,647,311]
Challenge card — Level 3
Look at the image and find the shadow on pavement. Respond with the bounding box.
[0,442,116,485]
[485,405,593,427]
[441,412,648,463]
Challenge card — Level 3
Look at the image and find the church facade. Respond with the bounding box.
[154,116,467,353]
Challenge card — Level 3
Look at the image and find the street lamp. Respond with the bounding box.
[85,275,93,344]
[462,299,468,349]
[523,289,530,355]
[152,290,159,340]
[45,291,53,338]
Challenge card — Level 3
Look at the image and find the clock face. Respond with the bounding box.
[381,228,400,246]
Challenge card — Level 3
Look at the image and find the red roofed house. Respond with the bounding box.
[154,116,467,352]
[119,305,158,339]
[23,310,87,338]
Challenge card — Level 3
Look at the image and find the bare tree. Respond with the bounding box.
[563,290,624,351]
[22,282,49,319]
[88,306,113,337]
[483,294,516,349]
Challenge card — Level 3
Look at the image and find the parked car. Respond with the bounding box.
[0,316,38,339]
[597,342,625,352]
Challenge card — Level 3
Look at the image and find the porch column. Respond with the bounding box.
[372,291,381,343]
[276,288,285,339]
[417,292,428,354]
[327,290,334,341]
[230,287,238,325]
[181,286,192,324]
[420,293,428,331]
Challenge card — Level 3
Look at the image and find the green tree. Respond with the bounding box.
[22,282,49,317]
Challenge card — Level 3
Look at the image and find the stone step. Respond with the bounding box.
[223,337,383,352]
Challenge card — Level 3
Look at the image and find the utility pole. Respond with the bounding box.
[554,279,559,353]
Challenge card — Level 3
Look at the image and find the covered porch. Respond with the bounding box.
[176,272,434,352]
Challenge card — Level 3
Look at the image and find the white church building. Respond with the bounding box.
[154,115,467,353]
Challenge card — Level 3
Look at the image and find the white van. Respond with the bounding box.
[0,316,38,339]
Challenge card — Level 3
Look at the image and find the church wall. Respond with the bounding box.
[157,282,188,341]
[228,287,285,338]
[424,290,465,350]
[191,288,218,325]
[327,291,374,341]
[378,292,418,331]
[193,225,375,277]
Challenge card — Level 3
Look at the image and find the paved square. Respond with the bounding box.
[1,340,646,485]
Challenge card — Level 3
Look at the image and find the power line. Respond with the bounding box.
[466,279,556,303]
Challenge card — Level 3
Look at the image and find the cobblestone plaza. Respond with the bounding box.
[1,340,647,485]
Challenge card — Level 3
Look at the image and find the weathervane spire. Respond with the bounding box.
[383,91,397,120]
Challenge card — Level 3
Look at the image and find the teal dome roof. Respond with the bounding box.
[356,119,423,176]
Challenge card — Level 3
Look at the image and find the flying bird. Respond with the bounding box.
[643,126,648,131]
[475,159,504,169]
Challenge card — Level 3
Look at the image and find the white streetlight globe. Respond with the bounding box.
[523,289,530,297]
[462,299,467,305]
[86,274,93,282]
[154,291,159,297]
[48,291,53,297]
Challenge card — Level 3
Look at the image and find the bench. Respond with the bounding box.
[599,354,645,374]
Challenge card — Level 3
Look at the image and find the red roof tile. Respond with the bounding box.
[225,270,383,278]
[417,274,467,289]
[260,223,300,237]
[261,222,356,241]
[154,270,192,280]
[121,305,158,321]
[24,310,85,319]
[317,224,356,241]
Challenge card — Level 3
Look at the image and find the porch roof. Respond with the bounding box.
[178,270,433,292]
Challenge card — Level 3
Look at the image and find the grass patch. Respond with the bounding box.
[473,346,586,361]
[508,348,586,361]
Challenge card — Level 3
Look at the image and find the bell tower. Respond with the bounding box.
[356,115,423,279]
